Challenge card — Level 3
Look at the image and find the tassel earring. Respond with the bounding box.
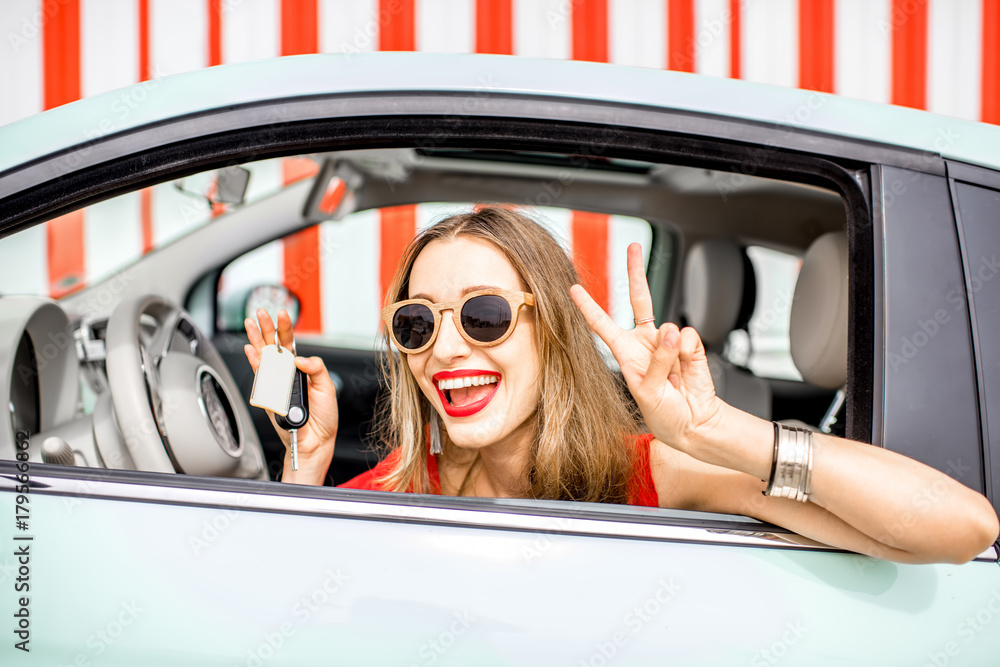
[429,409,443,455]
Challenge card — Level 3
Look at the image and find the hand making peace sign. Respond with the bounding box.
[570,242,725,452]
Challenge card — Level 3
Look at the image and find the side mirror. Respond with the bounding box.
[243,285,301,330]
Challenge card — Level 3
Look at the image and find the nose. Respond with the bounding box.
[431,308,471,362]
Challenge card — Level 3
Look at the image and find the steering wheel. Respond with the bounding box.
[104,295,267,479]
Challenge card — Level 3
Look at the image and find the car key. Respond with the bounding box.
[275,368,309,471]
[249,344,295,415]
[248,343,301,469]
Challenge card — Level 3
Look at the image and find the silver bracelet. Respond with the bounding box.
[763,422,814,502]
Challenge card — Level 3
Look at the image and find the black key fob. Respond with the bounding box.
[275,369,309,430]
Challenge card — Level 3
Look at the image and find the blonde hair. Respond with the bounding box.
[374,207,640,503]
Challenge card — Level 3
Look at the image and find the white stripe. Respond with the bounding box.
[150,0,207,77]
[81,0,138,97]
[694,0,731,78]
[319,0,378,54]
[609,0,664,69]
[223,0,279,64]
[0,223,48,296]
[151,177,213,247]
[218,238,284,323]
[0,0,44,127]
[417,0,474,53]
[416,203,473,231]
[741,0,798,88]
[84,191,143,285]
[319,210,381,347]
[526,206,572,254]
[608,215,652,330]
[243,158,285,205]
[927,0,982,121]
[834,0,891,104]
[514,0,570,60]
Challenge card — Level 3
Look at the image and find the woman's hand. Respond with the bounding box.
[244,308,338,485]
[570,243,724,452]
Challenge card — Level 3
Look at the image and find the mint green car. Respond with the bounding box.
[1,54,998,666]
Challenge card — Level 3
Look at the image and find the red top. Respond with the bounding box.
[338,433,659,507]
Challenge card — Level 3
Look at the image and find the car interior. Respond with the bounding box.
[0,145,856,492]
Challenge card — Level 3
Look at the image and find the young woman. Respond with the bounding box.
[244,207,998,564]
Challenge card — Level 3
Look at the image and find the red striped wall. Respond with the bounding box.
[3,0,997,309]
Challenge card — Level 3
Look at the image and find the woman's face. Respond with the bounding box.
[405,235,541,452]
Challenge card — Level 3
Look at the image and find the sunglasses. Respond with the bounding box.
[382,289,535,354]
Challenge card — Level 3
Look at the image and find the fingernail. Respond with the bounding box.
[666,330,680,347]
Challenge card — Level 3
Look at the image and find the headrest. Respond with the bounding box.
[790,232,849,389]
[683,239,744,348]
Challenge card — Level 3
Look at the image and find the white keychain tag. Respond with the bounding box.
[249,344,296,416]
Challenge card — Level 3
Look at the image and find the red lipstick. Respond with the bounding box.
[432,370,501,418]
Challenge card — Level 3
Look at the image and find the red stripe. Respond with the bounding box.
[668,0,695,72]
[379,0,415,51]
[798,0,834,92]
[890,0,928,109]
[141,188,154,254]
[208,0,223,66]
[729,0,741,78]
[138,0,150,80]
[571,0,607,62]
[283,227,323,334]
[47,211,86,298]
[281,0,318,55]
[376,2,416,310]
[281,160,323,333]
[983,0,1000,124]
[43,0,80,109]
[571,211,610,313]
[476,0,512,54]
[380,205,418,304]
[138,3,153,257]
[43,1,84,299]
[568,3,610,311]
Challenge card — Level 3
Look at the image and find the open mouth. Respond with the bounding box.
[434,373,500,417]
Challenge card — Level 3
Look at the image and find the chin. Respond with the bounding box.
[442,419,508,450]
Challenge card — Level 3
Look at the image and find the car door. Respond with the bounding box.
[1,57,999,666]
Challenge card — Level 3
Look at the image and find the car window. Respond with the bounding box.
[0,157,302,300]
[953,182,1000,509]
[216,204,653,350]
[725,246,803,381]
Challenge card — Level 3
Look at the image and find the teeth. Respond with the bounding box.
[437,375,498,391]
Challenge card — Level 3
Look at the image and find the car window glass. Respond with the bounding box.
[726,246,802,381]
[216,205,653,351]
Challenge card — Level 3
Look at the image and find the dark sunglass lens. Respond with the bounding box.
[392,304,435,349]
[461,295,512,343]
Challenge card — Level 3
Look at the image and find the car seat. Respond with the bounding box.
[786,231,849,432]
[683,239,771,420]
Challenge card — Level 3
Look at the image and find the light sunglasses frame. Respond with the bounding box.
[381,288,535,354]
